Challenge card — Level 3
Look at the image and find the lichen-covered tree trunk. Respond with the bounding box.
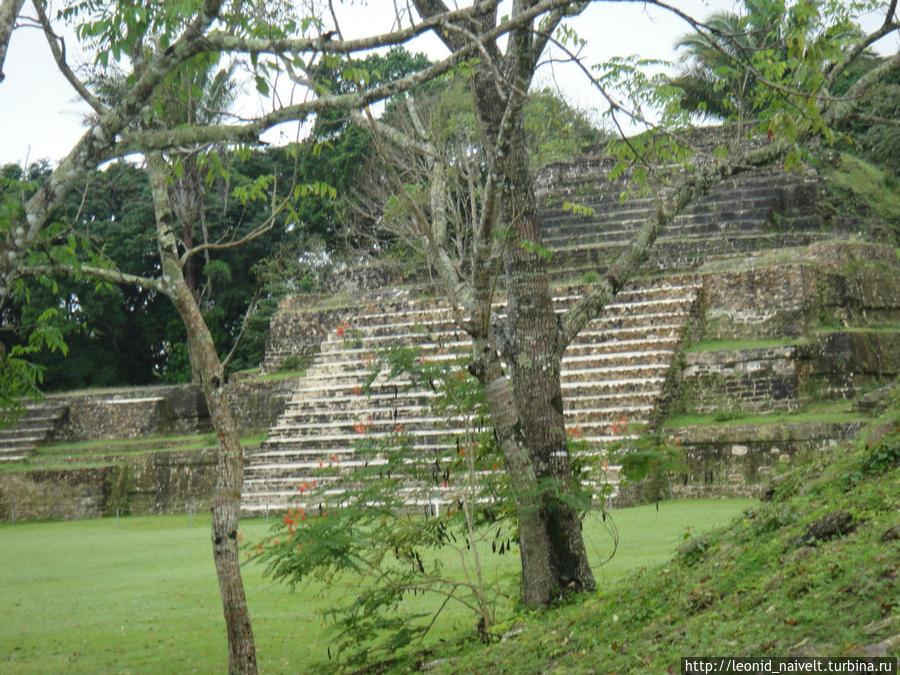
[466,36,595,605]
[468,335,556,606]
[495,123,595,604]
[148,153,257,674]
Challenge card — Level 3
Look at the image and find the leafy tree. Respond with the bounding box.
[341,0,900,610]
[0,1,567,670]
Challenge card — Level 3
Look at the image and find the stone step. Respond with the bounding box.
[542,213,821,248]
[321,285,701,332]
[541,204,796,235]
[299,348,674,384]
[540,199,785,230]
[279,377,666,410]
[538,174,812,210]
[265,409,650,443]
[545,232,830,276]
[0,402,68,463]
[561,377,665,397]
[248,272,700,511]
[240,472,622,514]
[0,430,52,442]
[323,309,692,348]
[271,360,673,392]
[564,336,678,356]
[277,387,660,418]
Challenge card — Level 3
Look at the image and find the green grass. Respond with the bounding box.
[664,400,860,428]
[0,499,751,673]
[35,434,219,456]
[828,153,900,225]
[420,389,900,673]
[0,433,267,474]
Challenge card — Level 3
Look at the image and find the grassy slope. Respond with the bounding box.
[0,500,751,673]
[425,387,900,673]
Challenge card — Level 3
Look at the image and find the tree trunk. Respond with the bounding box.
[467,47,595,604]
[469,337,556,606]
[148,153,258,674]
[498,124,595,603]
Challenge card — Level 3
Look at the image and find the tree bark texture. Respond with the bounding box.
[411,0,597,606]
[468,16,595,604]
[490,120,595,604]
[148,153,258,674]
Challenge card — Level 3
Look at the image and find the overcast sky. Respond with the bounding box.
[1,0,894,168]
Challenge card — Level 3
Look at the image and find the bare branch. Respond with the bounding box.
[201,1,501,56]
[531,1,589,68]
[111,7,566,162]
[31,0,106,115]
[180,193,292,264]
[222,287,262,373]
[350,110,437,157]
[365,110,474,332]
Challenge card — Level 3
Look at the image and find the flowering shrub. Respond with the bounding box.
[251,347,516,668]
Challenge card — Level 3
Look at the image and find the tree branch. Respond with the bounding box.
[16,264,168,295]
[0,0,23,83]
[531,1,588,69]
[825,0,900,90]
[222,287,261,373]
[201,0,500,56]
[180,193,292,265]
[558,27,900,349]
[558,139,784,348]
[824,48,900,125]
[111,9,563,163]
[31,0,106,115]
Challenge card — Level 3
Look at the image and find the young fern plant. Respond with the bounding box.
[251,345,518,668]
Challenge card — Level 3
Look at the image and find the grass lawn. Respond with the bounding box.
[0,498,753,673]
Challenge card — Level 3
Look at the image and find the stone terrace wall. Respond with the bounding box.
[227,374,306,431]
[53,386,211,442]
[42,378,303,445]
[683,345,809,414]
[666,421,864,500]
[0,449,217,521]
[703,243,900,342]
[702,264,817,341]
[677,242,900,413]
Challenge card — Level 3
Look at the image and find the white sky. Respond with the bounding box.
[1,0,895,167]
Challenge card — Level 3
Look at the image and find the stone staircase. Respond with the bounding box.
[536,163,829,282]
[245,152,847,514]
[0,401,67,463]
[241,277,701,514]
